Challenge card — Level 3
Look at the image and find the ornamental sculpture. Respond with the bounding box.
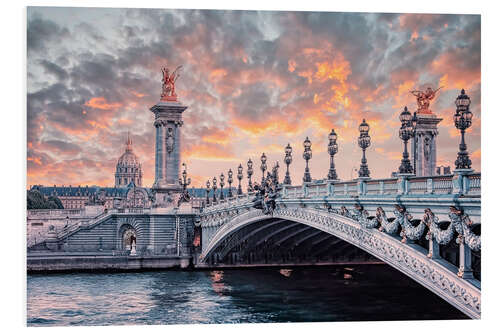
[161,65,183,101]
[251,172,281,215]
[410,86,443,114]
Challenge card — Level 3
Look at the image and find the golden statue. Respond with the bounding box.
[410,86,443,114]
[161,65,182,101]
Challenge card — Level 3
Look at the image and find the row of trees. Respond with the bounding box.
[27,189,64,209]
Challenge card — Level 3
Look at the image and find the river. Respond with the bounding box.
[27,264,467,326]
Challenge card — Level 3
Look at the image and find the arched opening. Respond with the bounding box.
[205,218,380,266]
[120,225,137,251]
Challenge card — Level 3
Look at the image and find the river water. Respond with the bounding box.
[27,264,467,326]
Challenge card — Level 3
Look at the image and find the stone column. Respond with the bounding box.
[151,101,188,207]
[411,113,442,177]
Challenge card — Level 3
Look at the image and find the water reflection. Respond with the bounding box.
[279,269,293,277]
[27,265,469,326]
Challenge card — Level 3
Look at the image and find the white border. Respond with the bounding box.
[3,1,498,332]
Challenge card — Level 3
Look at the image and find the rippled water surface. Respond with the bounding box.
[27,265,468,326]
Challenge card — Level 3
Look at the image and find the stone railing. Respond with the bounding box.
[27,208,85,217]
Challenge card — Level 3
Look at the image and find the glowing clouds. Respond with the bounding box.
[84,97,123,110]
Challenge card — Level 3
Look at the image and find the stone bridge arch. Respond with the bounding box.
[200,207,480,319]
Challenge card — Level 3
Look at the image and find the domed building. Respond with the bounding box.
[115,133,143,187]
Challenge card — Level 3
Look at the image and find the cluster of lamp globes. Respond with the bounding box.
[203,89,473,201]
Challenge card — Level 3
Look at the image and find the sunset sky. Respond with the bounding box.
[27,7,481,188]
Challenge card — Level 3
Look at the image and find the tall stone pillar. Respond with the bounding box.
[411,113,442,177]
[150,100,187,207]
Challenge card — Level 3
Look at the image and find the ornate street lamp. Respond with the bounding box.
[327,129,339,180]
[247,158,254,192]
[260,153,267,186]
[283,143,292,185]
[178,163,191,192]
[398,106,415,174]
[303,137,312,183]
[205,179,211,204]
[454,89,473,169]
[212,176,217,202]
[358,119,371,178]
[219,173,225,200]
[237,164,243,195]
[227,169,233,198]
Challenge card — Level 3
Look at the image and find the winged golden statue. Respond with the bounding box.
[410,86,443,114]
[161,65,183,101]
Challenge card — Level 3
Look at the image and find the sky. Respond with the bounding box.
[27,7,481,188]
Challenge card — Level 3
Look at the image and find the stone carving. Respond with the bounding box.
[166,128,175,154]
[376,207,399,234]
[449,206,481,251]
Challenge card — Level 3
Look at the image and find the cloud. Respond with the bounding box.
[26,9,481,186]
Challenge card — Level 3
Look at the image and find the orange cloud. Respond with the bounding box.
[84,97,123,110]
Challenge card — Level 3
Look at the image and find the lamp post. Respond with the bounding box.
[284,143,292,185]
[303,137,312,183]
[237,164,243,195]
[227,169,233,198]
[247,158,254,192]
[398,107,415,174]
[178,162,191,194]
[454,89,473,170]
[219,173,225,200]
[205,180,210,204]
[260,153,267,186]
[212,176,217,202]
[358,119,371,178]
[327,129,339,180]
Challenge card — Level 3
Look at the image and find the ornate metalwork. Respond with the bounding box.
[251,174,280,215]
[376,207,399,234]
[219,173,225,200]
[449,206,481,251]
[398,107,415,174]
[200,205,480,318]
[454,89,473,169]
[247,158,254,193]
[227,169,233,198]
[212,177,217,202]
[284,143,292,185]
[394,204,426,243]
[303,137,312,183]
[423,208,454,245]
[177,163,191,206]
[260,153,267,186]
[358,119,371,178]
[237,164,243,195]
[327,129,339,180]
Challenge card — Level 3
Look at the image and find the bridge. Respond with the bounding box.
[27,81,481,318]
[198,172,481,319]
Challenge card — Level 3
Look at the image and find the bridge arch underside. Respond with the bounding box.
[201,211,481,319]
[205,218,378,266]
